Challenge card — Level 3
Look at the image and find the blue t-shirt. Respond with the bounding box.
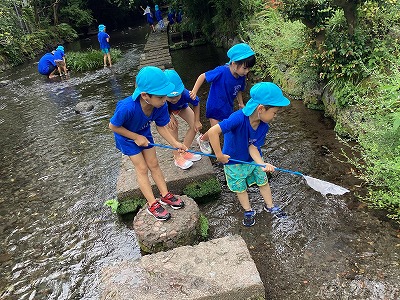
[205,64,246,121]
[38,53,57,75]
[167,12,175,24]
[219,110,269,164]
[167,89,199,111]
[98,32,110,50]
[155,9,163,22]
[110,95,170,156]
[53,49,64,61]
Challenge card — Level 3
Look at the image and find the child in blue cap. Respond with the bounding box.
[189,43,256,154]
[98,24,112,67]
[141,6,155,33]
[38,51,58,78]
[54,45,68,76]
[154,5,165,31]
[109,66,187,221]
[206,82,290,227]
[164,69,202,170]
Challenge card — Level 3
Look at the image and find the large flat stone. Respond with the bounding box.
[116,122,215,201]
[100,235,265,300]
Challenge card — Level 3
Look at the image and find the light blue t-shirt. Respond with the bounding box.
[110,95,170,156]
[205,64,246,121]
[219,110,269,164]
[167,89,199,111]
[98,31,110,50]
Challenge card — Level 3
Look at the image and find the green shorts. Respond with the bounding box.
[224,163,268,193]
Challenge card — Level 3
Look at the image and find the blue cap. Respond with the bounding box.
[56,45,64,52]
[242,82,290,116]
[98,24,105,32]
[227,43,255,63]
[155,5,159,10]
[132,66,175,101]
[164,69,184,97]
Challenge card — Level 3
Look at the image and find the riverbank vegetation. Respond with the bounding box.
[67,49,122,71]
[177,0,400,222]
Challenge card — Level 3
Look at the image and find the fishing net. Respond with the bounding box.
[303,175,350,196]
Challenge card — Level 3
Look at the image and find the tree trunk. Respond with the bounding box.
[53,0,60,26]
[334,0,358,36]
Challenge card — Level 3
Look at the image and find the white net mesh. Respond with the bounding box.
[303,175,350,196]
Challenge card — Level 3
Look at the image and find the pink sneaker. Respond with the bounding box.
[182,151,202,162]
[174,155,193,170]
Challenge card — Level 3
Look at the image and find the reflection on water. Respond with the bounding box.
[0,27,399,300]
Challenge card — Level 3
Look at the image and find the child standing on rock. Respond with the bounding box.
[207,82,290,227]
[109,66,186,221]
[189,43,256,154]
[164,69,202,170]
[97,24,112,67]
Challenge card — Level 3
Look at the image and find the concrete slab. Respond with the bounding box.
[100,235,265,300]
[116,122,215,201]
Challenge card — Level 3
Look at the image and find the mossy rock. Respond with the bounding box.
[117,197,147,215]
[183,177,221,200]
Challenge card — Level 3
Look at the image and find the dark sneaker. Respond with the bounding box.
[147,201,171,221]
[264,204,287,218]
[160,192,185,209]
[243,210,256,227]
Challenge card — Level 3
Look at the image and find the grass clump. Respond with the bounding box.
[183,177,221,200]
[67,48,121,72]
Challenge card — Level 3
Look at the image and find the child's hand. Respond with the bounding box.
[167,115,178,130]
[189,90,197,100]
[194,121,202,132]
[261,163,275,173]
[133,135,149,147]
[216,153,230,164]
[174,142,188,153]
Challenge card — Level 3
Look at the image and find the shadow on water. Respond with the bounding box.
[0,27,398,300]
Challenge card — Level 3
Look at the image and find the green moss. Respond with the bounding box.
[198,214,209,239]
[183,177,221,199]
[116,198,146,215]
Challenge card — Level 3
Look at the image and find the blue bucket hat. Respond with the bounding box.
[132,66,175,101]
[242,82,290,116]
[56,45,64,52]
[98,24,105,32]
[164,69,184,97]
[227,43,255,63]
[155,5,159,10]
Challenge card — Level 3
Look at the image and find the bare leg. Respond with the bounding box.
[201,118,219,141]
[129,152,157,206]
[107,53,112,66]
[166,117,180,159]
[236,190,251,211]
[143,147,169,197]
[177,107,196,148]
[103,54,107,66]
[259,183,273,208]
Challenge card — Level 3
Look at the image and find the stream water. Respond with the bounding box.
[0,27,399,300]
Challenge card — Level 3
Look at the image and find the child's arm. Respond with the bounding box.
[156,125,187,151]
[109,123,149,146]
[236,91,244,109]
[192,104,202,132]
[249,144,275,172]
[207,124,230,164]
[189,73,206,100]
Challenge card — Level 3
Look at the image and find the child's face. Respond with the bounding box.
[166,94,182,104]
[233,63,251,77]
[259,106,280,123]
[143,93,167,108]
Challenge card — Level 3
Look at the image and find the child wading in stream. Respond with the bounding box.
[109,66,186,221]
[189,43,256,154]
[207,82,290,227]
[164,69,203,170]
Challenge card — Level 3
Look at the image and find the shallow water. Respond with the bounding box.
[0,27,399,300]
